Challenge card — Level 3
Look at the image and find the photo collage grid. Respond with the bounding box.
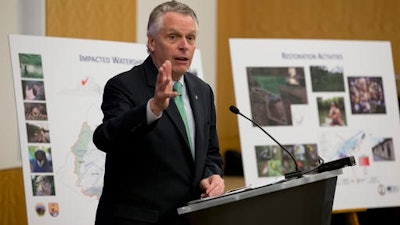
[19,53,59,218]
[246,65,393,178]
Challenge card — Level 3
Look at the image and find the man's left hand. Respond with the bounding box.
[200,175,225,198]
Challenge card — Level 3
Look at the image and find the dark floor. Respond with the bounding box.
[330,207,400,225]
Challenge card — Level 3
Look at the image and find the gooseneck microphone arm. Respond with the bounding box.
[229,105,303,179]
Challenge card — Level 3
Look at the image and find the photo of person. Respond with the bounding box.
[317,97,347,127]
[348,76,386,114]
[328,102,344,126]
[19,53,44,79]
[24,102,48,120]
[26,122,51,143]
[28,146,53,173]
[247,66,307,126]
[371,137,395,161]
[21,80,46,101]
[31,175,56,196]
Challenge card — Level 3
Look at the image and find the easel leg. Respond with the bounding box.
[333,209,365,225]
[346,212,359,225]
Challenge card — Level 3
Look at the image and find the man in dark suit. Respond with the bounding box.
[93,1,225,225]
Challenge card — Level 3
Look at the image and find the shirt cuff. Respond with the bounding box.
[146,99,162,124]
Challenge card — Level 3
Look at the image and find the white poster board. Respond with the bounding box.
[230,38,400,210]
[9,34,204,225]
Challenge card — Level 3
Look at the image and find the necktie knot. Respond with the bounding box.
[173,82,183,96]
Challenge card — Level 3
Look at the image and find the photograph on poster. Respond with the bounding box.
[26,122,50,143]
[28,145,53,173]
[24,102,48,121]
[246,67,307,126]
[49,202,60,217]
[348,76,386,114]
[310,65,345,92]
[317,96,347,127]
[255,144,318,177]
[21,80,46,101]
[31,175,56,196]
[371,137,395,161]
[19,53,43,79]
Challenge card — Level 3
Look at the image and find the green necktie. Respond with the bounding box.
[173,82,194,157]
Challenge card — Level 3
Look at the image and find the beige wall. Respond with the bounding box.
[0,1,44,223]
[0,0,45,171]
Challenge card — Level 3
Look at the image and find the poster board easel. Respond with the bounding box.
[229,38,400,213]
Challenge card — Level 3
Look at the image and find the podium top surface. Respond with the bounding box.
[177,169,343,215]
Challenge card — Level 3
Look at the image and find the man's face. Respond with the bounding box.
[148,12,197,80]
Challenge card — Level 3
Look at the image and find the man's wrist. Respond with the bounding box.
[149,98,163,116]
[147,98,162,124]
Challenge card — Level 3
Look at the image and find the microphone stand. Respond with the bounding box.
[229,105,303,179]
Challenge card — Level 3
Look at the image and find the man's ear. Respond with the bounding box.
[147,35,155,52]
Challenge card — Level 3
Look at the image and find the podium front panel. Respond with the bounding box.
[178,170,342,225]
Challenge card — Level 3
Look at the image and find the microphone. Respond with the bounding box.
[229,105,303,179]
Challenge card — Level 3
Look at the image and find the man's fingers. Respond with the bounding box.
[158,60,172,81]
[200,175,225,198]
[207,178,225,197]
[156,60,174,92]
[151,60,177,114]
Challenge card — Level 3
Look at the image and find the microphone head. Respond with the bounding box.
[229,105,240,114]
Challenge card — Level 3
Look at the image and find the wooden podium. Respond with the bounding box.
[178,169,342,225]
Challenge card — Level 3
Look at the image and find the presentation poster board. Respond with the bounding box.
[9,34,204,225]
[229,38,400,210]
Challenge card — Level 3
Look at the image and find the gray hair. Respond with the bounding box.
[147,1,199,37]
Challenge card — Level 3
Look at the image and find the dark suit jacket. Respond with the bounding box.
[93,56,223,225]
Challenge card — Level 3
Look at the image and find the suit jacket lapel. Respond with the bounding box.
[184,75,202,158]
[185,74,209,186]
[164,85,193,154]
[143,56,157,89]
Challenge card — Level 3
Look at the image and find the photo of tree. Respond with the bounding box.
[19,53,44,79]
[310,65,345,92]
